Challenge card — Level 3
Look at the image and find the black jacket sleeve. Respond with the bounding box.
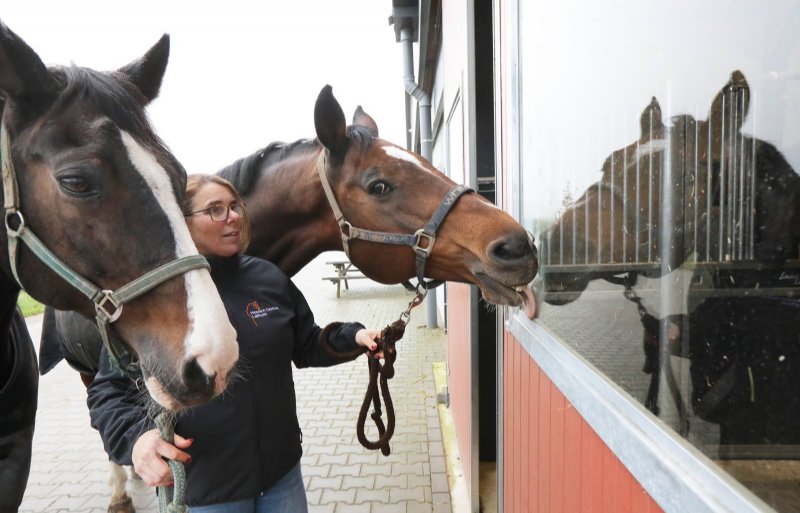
[86,347,154,466]
[288,279,365,368]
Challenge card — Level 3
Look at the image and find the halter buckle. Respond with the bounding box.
[340,221,353,238]
[96,290,123,323]
[4,210,25,237]
[413,229,436,256]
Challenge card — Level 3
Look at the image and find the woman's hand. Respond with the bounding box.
[131,428,193,487]
[355,328,381,352]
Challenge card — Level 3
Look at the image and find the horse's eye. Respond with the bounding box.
[368,181,392,196]
[58,176,91,196]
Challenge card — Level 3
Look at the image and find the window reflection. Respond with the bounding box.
[529,68,800,509]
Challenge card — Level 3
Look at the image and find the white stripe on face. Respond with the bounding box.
[120,132,238,395]
[636,139,667,159]
[382,145,434,174]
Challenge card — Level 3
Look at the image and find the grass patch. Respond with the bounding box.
[17,291,45,317]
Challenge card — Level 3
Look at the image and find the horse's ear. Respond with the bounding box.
[314,85,348,158]
[352,106,379,137]
[640,97,664,136]
[116,34,170,105]
[0,20,59,109]
[708,70,749,135]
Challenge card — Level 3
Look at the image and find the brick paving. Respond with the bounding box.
[18,252,451,513]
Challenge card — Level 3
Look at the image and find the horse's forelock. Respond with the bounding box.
[51,67,169,154]
[346,125,375,151]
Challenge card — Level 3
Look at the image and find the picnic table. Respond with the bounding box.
[322,259,368,297]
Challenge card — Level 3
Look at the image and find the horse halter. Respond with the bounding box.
[0,123,208,380]
[316,153,473,291]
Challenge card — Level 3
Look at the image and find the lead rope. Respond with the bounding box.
[154,411,188,513]
[356,286,426,455]
[357,319,403,456]
[613,273,689,435]
[321,284,427,456]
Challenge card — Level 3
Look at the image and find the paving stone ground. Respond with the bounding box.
[18,252,451,513]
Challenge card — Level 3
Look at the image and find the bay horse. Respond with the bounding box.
[0,20,239,511]
[39,85,538,513]
[536,70,800,445]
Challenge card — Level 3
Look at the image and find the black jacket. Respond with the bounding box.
[0,306,38,512]
[87,255,364,506]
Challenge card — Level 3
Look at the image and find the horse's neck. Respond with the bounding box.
[245,153,343,276]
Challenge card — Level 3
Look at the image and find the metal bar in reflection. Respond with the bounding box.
[693,116,699,258]
[737,88,747,260]
[584,175,590,264]
[728,91,737,261]
[597,181,602,264]
[719,94,726,261]
[609,146,615,263]
[749,99,757,259]
[706,110,713,262]
[622,144,628,262]
[635,140,641,263]
[648,114,654,262]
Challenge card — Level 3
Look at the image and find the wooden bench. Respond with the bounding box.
[323,259,368,297]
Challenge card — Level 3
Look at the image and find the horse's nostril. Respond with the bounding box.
[489,234,535,263]
[182,357,215,392]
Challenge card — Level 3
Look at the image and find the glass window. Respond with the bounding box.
[519,2,800,510]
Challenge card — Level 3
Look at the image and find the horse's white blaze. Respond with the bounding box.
[636,138,667,159]
[382,145,434,175]
[120,132,238,398]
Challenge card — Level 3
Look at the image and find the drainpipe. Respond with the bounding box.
[398,26,438,329]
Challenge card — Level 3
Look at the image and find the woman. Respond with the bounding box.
[87,174,380,512]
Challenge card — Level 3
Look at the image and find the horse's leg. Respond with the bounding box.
[107,460,135,513]
[78,366,134,513]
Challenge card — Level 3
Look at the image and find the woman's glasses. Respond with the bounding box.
[185,202,244,222]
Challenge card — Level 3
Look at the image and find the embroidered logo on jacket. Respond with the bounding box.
[246,301,279,326]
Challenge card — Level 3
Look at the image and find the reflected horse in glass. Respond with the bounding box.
[537,70,800,447]
[540,70,800,303]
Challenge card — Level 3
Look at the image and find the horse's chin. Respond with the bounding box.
[540,282,584,306]
[143,374,220,412]
[143,377,183,411]
[473,272,538,318]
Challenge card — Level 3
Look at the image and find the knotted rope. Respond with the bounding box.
[357,319,404,456]
[322,285,427,456]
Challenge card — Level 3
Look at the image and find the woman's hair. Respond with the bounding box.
[183,174,251,253]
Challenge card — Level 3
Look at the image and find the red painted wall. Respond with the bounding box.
[502,330,664,513]
[447,282,473,496]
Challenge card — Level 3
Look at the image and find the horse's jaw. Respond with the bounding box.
[471,270,537,315]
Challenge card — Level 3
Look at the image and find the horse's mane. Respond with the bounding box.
[218,125,375,197]
[218,139,317,197]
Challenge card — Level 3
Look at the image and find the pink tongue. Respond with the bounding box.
[523,285,537,319]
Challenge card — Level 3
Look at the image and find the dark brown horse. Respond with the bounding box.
[0,20,239,511]
[40,85,538,513]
